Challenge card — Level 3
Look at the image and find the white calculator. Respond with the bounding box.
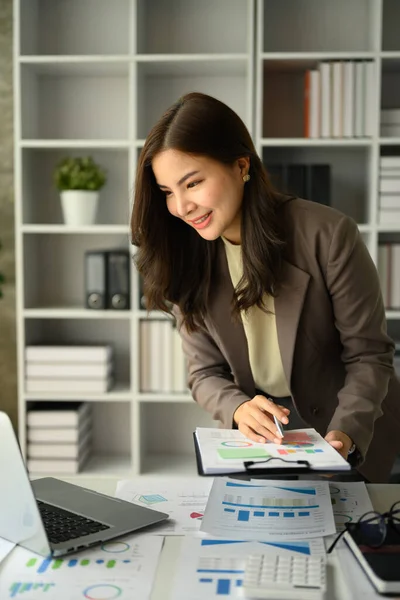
[242,553,326,600]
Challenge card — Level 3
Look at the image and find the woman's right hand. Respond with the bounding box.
[233,395,290,444]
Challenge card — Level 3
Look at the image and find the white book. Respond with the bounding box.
[331,62,343,138]
[309,69,320,138]
[381,124,400,137]
[25,345,113,364]
[319,62,331,137]
[380,156,400,169]
[27,402,91,427]
[391,245,400,309]
[195,427,351,475]
[26,362,113,378]
[140,320,151,393]
[380,178,400,194]
[27,431,91,459]
[161,321,173,393]
[343,61,355,137]
[364,61,375,137]
[149,320,163,393]
[378,210,400,225]
[379,195,400,209]
[25,377,113,394]
[381,108,400,124]
[380,168,400,176]
[354,61,364,137]
[378,245,389,308]
[27,418,91,442]
[172,327,187,393]
[27,447,91,474]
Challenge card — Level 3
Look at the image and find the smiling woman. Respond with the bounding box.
[130,92,400,483]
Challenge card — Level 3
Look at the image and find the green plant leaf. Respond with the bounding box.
[54,156,107,191]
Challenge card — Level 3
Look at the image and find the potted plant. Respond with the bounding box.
[54,156,107,226]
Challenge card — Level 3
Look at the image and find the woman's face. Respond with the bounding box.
[152,149,249,244]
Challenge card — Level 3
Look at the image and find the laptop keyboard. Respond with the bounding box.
[37,500,110,545]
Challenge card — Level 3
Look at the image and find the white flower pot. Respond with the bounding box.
[60,190,99,226]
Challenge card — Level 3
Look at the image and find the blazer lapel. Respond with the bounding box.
[206,244,255,397]
[275,260,310,388]
[207,244,310,395]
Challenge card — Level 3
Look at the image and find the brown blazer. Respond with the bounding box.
[177,198,400,483]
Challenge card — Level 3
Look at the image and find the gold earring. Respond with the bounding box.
[243,174,250,182]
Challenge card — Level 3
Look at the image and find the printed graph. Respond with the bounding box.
[221,486,319,523]
[8,582,55,598]
[83,584,122,599]
[197,556,243,597]
[217,447,270,460]
[135,493,167,506]
[25,556,132,573]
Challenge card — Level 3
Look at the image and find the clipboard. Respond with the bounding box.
[193,432,357,478]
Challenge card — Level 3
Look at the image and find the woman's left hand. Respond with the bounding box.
[324,430,353,459]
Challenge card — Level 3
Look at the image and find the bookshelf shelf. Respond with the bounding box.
[14,0,400,478]
[23,308,132,320]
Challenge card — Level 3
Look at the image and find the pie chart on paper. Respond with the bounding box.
[190,512,204,520]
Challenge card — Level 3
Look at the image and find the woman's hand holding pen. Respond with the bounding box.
[233,395,290,444]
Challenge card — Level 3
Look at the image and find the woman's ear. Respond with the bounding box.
[237,156,250,178]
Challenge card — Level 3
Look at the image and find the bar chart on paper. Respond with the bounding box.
[0,536,164,600]
[201,479,336,540]
[173,537,326,600]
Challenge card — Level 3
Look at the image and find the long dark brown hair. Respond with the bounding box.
[131,92,286,332]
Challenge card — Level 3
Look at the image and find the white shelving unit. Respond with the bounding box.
[255,0,400,336]
[14,0,400,478]
[13,0,255,478]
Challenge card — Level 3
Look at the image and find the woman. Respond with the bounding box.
[131,92,400,483]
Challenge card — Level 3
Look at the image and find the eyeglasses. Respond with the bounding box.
[327,501,400,554]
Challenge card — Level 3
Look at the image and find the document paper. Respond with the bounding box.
[116,477,213,535]
[201,477,336,540]
[195,427,351,474]
[172,535,325,600]
[0,534,163,600]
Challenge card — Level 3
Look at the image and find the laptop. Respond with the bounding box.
[0,411,169,557]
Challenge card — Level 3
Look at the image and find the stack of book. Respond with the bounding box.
[381,109,400,138]
[25,345,114,393]
[304,60,374,139]
[140,320,188,393]
[27,402,92,474]
[378,156,400,224]
[266,163,330,206]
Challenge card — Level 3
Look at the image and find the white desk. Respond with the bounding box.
[1,476,399,600]
[55,477,400,600]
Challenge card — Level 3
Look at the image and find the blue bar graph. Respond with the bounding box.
[254,511,265,517]
[299,512,310,516]
[197,570,244,596]
[283,513,295,517]
[224,508,235,513]
[238,510,249,522]
[269,512,279,516]
[9,582,55,597]
[217,579,230,594]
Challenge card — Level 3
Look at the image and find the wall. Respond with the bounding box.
[0,0,17,429]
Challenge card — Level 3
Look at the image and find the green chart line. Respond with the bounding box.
[80,559,90,566]
[106,560,116,568]
[52,559,63,570]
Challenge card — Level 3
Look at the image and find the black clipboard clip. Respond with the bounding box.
[244,456,311,471]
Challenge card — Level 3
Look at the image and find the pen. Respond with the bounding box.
[273,415,284,440]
